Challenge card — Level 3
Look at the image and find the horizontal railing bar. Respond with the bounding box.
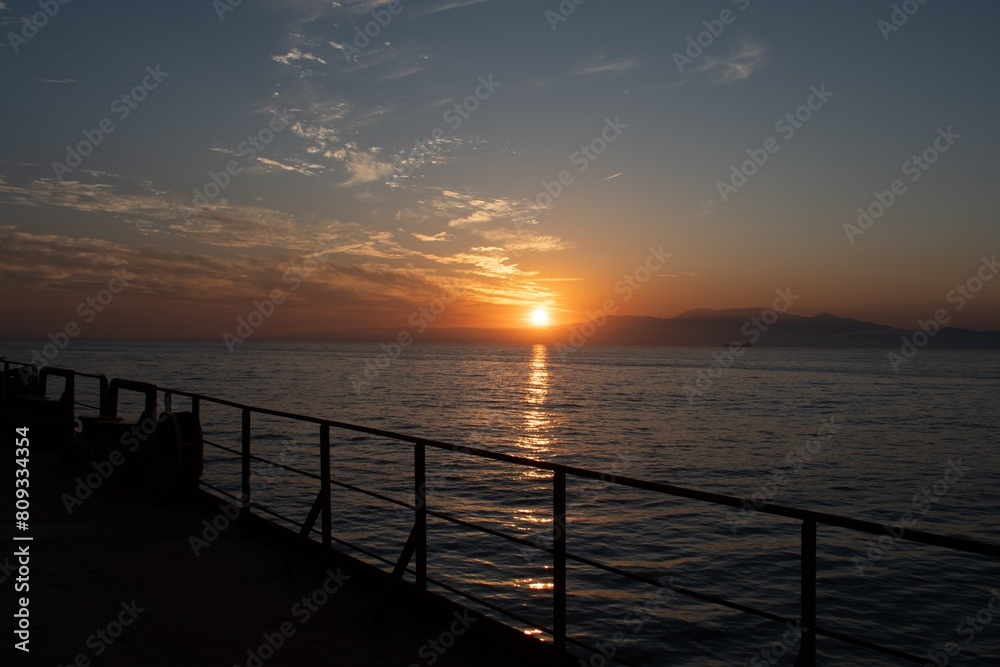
[329,478,412,511]
[248,501,303,527]
[424,507,550,553]
[199,480,243,504]
[562,550,791,626]
[426,576,554,637]
[73,401,101,411]
[815,626,925,663]
[423,574,638,665]
[203,439,242,456]
[162,386,1000,558]
[246,454,322,482]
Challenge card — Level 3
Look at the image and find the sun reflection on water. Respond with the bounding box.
[517,344,555,461]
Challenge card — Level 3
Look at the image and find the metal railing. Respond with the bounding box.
[6,360,1000,665]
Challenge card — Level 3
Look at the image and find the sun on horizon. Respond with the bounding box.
[530,307,551,327]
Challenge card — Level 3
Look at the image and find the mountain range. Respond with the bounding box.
[367,309,1000,349]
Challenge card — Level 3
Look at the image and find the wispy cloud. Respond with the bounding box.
[575,57,638,77]
[438,190,545,229]
[415,0,488,17]
[36,78,78,84]
[476,229,574,253]
[697,38,767,84]
[272,49,327,66]
[412,231,453,242]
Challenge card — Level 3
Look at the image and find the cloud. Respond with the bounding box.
[36,78,78,84]
[415,0,488,17]
[476,229,574,253]
[575,57,638,77]
[247,156,324,177]
[438,190,545,229]
[435,246,523,278]
[272,49,327,66]
[604,172,624,181]
[412,231,453,242]
[0,175,340,252]
[0,178,180,222]
[697,38,767,84]
[340,147,397,185]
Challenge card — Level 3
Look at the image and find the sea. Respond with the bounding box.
[3,340,998,666]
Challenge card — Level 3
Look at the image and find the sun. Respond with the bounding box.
[530,307,551,327]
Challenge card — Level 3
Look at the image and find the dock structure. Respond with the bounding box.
[7,445,557,666]
[3,359,1000,666]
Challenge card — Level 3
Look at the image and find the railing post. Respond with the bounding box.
[98,375,109,414]
[191,396,199,422]
[553,470,567,659]
[797,520,817,667]
[414,442,427,592]
[241,409,251,517]
[164,391,172,413]
[320,424,331,550]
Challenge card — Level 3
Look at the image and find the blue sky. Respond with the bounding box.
[1,0,998,338]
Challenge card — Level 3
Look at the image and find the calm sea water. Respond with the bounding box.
[4,340,999,666]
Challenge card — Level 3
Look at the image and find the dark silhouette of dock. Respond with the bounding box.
[4,446,558,666]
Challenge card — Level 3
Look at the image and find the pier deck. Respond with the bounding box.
[4,448,556,667]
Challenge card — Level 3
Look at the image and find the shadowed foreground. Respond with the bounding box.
[2,447,558,667]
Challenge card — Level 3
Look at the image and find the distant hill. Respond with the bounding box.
[315,310,1000,349]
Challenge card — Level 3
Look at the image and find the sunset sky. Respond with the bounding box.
[1,0,998,340]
